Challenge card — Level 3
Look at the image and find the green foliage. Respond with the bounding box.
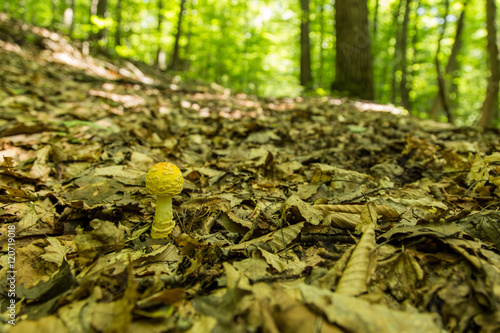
[1,0,496,125]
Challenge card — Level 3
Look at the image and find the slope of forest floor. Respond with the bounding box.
[1,13,500,333]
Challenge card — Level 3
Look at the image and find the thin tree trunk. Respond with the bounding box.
[115,0,122,47]
[318,0,325,88]
[432,0,454,123]
[430,1,466,119]
[300,0,313,90]
[390,0,403,103]
[400,0,412,110]
[156,0,166,69]
[97,0,108,41]
[168,0,187,71]
[214,5,228,83]
[90,0,108,43]
[50,0,58,29]
[479,0,500,129]
[373,0,379,35]
[408,0,420,113]
[182,0,193,71]
[333,0,374,100]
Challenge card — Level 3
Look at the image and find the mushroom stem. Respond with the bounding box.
[151,195,175,239]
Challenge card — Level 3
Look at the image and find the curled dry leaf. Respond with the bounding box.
[314,203,400,219]
[335,224,376,296]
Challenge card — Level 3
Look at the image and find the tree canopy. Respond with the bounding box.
[1,0,498,125]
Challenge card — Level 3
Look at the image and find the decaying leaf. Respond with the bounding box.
[282,193,323,225]
[218,212,253,233]
[226,222,305,253]
[29,145,52,181]
[298,283,443,333]
[335,223,376,296]
[41,237,69,266]
[466,154,491,193]
[17,260,75,301]
[375,247,425,302]
[91,268,137,332]
[10,315,68,333]
[323,211,361,229]
[314,203,400,219]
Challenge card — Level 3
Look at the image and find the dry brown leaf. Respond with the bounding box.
[282,193,323,225]
[10,315,68,333]
[335,223,376,296]
[323,212,361,229]
[314,203,399,219]
[273,291,343,333]
[41,237,68,266]
[226,222,304,253]
[298,283,443,333]
[29,145,51,180]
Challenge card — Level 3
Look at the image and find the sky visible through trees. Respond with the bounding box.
[1,0,499,127]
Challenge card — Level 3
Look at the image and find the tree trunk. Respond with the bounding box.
[400,0,412,110]
[430,1,466,120]
[432,0,454,123]
[96,0,108,41]
[182,0,193,71]
[390,0,403,103]
[156,0,166,70]
[90,0,108,43]
[479,0,500,129]
[50,0,58,29]
[300,0,313,90]
[168,0,187,71]
[372,0,379,35]
[114,0,123,47]
[333,0,374,100]
[318,0,325,88]
[409,0,420,112]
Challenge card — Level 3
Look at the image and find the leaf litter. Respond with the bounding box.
[1,14,500,333]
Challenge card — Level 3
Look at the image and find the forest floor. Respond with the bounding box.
[1,13,500,333]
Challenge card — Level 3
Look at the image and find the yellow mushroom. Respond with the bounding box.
[145,162,184,239]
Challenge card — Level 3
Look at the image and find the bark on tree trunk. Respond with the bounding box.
[90,0,108,42]
[300,0,313,90]
[50,0,58,29]
[432,0,453,123]
[156,0,166,70]
[409,0,420,110]
[430,1,466,120]
[400,0,412,110]
[333,0,374,100]
[390,0,403,103]
[114,0,122,47]
[318,0,325,88]
[96,0,108,41]
[182,0,193,71]
[168,0,187,71]
[372,0,379,36]
[479,0,500,129]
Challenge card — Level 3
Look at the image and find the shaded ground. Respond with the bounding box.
[1,13,500,333]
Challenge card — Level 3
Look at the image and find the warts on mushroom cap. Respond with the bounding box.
[145,162,184,196]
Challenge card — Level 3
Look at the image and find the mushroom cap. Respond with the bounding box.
[145,162,184,196]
